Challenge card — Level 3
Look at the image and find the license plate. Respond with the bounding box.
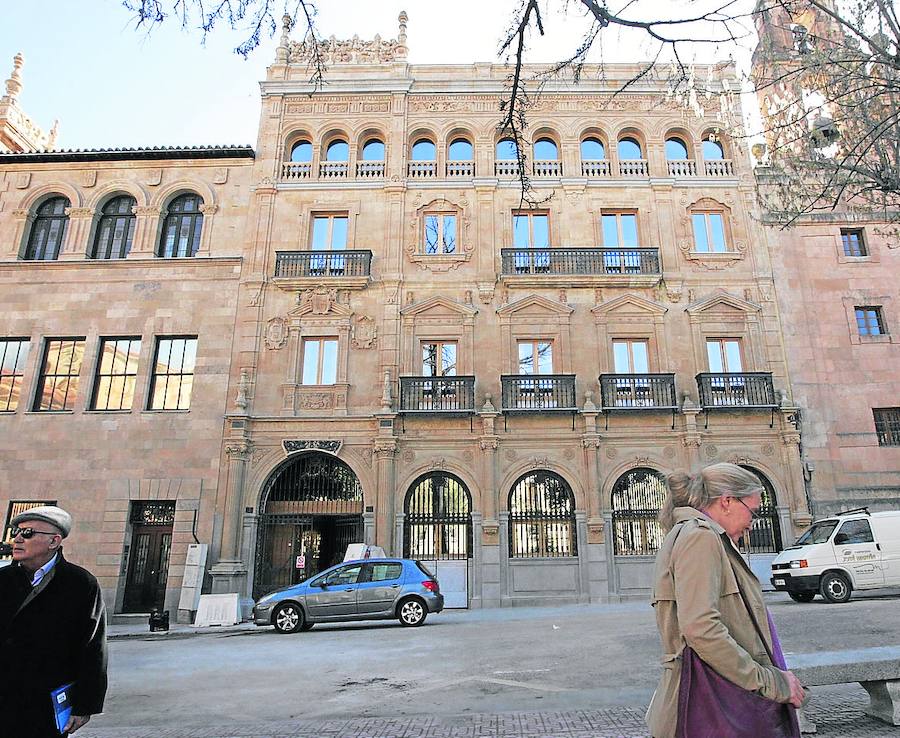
[774,578,785,586]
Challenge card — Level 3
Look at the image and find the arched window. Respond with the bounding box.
[411,139,436,161]
[533,138,558,160]
[665,137,689,160]
[496,138,519,160]
[325,140,349,161]
[91,195,136,259]
[611,468,666,555]
[702,138,725,160]
[361,138,385,161]
[508,471,577,558]
[403,472,472,560]
[581,137,605,160]
[24,196,69,261]
[618,137,643,160]
[290,140,312,162]
[741,466,783,553]
[158,194,204,258]
[448,138,473,160]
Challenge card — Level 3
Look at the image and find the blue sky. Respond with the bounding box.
[1,1,755,150]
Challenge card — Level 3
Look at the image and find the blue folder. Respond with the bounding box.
[50,682,75,734]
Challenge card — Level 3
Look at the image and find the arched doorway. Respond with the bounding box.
[403,472,472,608]
[508,470,577,558]
[741,466,783,553]
[253,453,363,599]
[610,468,666,556]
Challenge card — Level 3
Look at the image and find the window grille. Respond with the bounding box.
[874,407,900,446]
[403,473,472,560]
[130,501,176,526]
[508,471,577,558]
[611,468,666,555]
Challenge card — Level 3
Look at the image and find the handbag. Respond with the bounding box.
[674,528,801,738]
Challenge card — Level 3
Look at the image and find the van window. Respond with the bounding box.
[796,520,838,545]
[835,519,874,545]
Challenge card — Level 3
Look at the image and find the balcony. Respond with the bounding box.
[582,159,611,177]
[273,250,372,290]
[408,161,437,178]
[495,160,518,177]
[281,162,312,180]
[356,161,385,179]
[319,161,349,179]
[399,376,475,414]
[533,160,562,177]
[696,373,777,409]
[501,375,577,413]
[600,374,677,411]
[500,247,661,287]
[667,159,698,177]
[446,160,475,177]
[618,159,649,177]
[704,159,735,177]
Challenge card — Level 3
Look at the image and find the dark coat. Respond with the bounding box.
[0,550,107,737]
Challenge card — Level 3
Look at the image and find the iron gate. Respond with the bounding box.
[741,466,783,553]
[508,471,577,558]
[611,468,666,556]
[403,472,472,560]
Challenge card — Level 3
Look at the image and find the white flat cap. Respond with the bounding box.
[12,505,73,538]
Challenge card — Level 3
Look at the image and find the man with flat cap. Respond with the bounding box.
[0,505,107,736]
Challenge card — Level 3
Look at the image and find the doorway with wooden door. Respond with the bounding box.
[123,501,175,613]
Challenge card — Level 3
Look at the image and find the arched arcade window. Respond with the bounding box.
[411,139,436,161]
[325,140,349,161]
[158,193,204,258]
[496,138,519,160]
[611,468,666,555]
[665,137,689,160]
[702,138,725,160]
[617,137,643,159]
[92,195,136,259]
[403,472,472,560]
[24,196,70,261]
[508,471,577,558]
[448,138,473,160]
[581,137,605,160]
[533,138,558,160]
[290,140,312,162]
[361,138,385,161]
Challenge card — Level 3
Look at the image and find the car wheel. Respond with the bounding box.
[820,572,852,604]
[273,602,304,633]
[788,591,815,603]
[397,597,427,627]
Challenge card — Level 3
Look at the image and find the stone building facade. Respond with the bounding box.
[753,1,900,515]
[1,14,813,616]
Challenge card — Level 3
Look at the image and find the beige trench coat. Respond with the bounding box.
[646,506,792,738]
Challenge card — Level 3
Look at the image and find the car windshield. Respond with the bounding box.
[795,520,838,545]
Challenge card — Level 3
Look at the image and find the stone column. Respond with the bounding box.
[779,407,811,534]
[498,511,510,606]
[128,206,160,257]
[373,436,398,554]
[60,206,93,259]
[575,511,590,603]
[209,440,252,595]
[682,401,703,467]
[603,511,618,601]
[393,512,404,558]
[364,511,376,546]
[470,511,483,608]
[8,209,30,258]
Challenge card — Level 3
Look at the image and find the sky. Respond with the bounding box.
[1,1,760,150]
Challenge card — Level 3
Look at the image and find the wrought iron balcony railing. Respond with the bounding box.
[500,248,660,277]
[275,250,372,278]
[696,373,777,409]
[501,375,577,412]
[599,374,677,410]
[399,376,475,414]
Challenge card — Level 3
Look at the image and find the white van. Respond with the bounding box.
[770,509,900,603]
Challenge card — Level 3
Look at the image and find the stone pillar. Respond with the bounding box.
[393,512,404,557]
[682,401,703,467]
[60,206,93,259]
[603,511,618,601]
[373,435,397,554]
[209,440,252,595]
[498,511,510,605]
[8,209,30,258]
[470,511,483,608]
[129,206,160,257]
[364,511,376,546]
[575,511,590,603]
[779,407,811,533]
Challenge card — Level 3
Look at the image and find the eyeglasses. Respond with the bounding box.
[734,498,762,521]
[11,527,59,540]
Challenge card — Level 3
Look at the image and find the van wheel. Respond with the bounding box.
[397,597,427,627]
[273,602,305,633]
[788,591,815,603]
[820,572,852,604]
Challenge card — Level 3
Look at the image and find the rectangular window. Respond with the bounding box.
[421,342,457,376]
[311,214,348,250]
[841,228,867,257]
[0,338,30,413]
[423,213,457,254]
[692,212,727,252]
[612,339,649,373]
[34,338,85,412]
[518,340,553,375]
[512,211,550,248]
[301,338,338,385]
[706,339,743,372]
[91,337,141,411]
[601,212,639,248]
[874,407,900,447]
[149,336,197,410]
[3,500,56,557]
[855,306,886,336]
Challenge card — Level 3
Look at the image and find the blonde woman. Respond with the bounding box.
[646,463,806,738]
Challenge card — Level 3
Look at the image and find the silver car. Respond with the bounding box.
[252,558,444,633]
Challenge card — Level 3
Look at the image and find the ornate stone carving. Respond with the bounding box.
[282,439,342,455]
[564,447,576,460]
[480,437,499,451]
[663,446,676,459]
[351,315,377,349]
[462,449,474,462]
[605,447,619,459]
[299,286,338,315]
[146,168,162,186]
[478,285,495,304]
[633,455,652,466]
[504,449,517,461]
[11,208,29,218]
[80,170,97,188]
[528,456,551,469]
[373,438,397,456]
[225,441,253,458]
[401,449,415,463]
[429,457,446,470]
[234,369,250,410]
[297,392,334,410]
[65,207,93,218]
[15,172,31,189]
[288,13,408,65]
[582,437,601,449]
[213,167,228,184]
[248,285,263,307]
[762,443,776,456]
[133,206,159,217]
[730,455,755,465]
[264,316,288,350]
[256,176,277,190]
[406,197,474,272]
[704,444,719,459]
[199,203,218,216]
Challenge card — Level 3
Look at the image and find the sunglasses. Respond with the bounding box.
[11,526,60,540]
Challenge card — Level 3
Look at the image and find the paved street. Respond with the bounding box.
[81,592,900,737]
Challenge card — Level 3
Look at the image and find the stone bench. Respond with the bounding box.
[787,646,900,733]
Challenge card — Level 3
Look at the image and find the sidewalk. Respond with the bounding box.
[107,620,256,641]
[77,691,898,738]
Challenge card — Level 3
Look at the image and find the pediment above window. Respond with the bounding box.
[496,293,574,318]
